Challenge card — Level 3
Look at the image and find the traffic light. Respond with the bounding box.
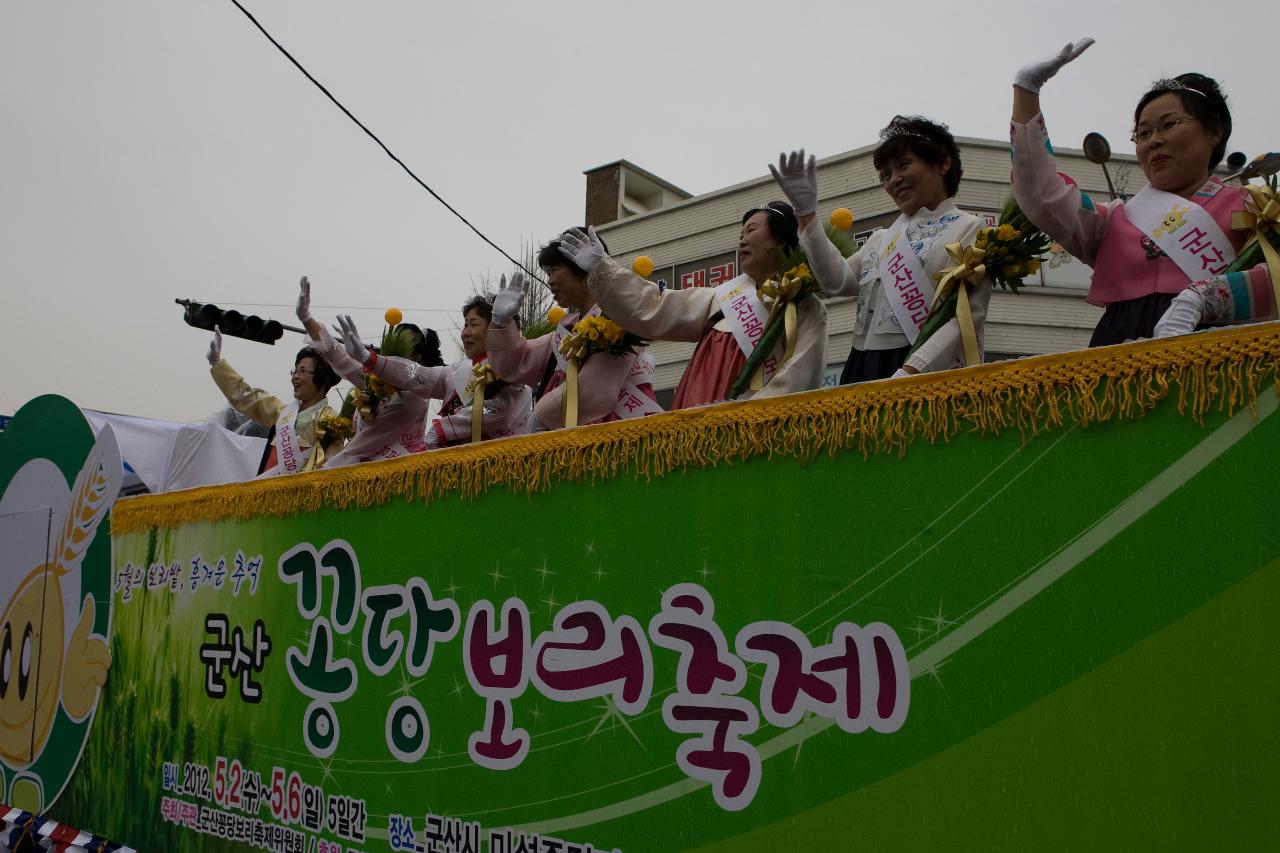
[176,299,285,345]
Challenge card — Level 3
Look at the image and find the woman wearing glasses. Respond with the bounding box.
[557,201,828,408]
[1010,40,1272,345]
[770,116,993,381]
[206,327,344,477]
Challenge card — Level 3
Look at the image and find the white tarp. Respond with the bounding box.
[82,410,265,493]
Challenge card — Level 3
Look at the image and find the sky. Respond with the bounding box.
[3,0,1276,422]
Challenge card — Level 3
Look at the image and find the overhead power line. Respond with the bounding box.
[207,300,459,314]
[225,0,544,284]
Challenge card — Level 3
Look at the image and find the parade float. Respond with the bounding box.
[2,322,1279,852]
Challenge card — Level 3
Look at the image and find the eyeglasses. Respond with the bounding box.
[1131,114,1198,144]
[289,368,315,377]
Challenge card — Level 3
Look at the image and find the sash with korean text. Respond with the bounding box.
[876,218,936,343]
[613,351,664,420]
[264,401,304,477]
[713,275,782,381]
[1126,183,1236,281]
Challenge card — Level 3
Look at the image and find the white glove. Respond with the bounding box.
[768,150,818,217]
[1013,38,1094,94]
[559,227,607,274]
[207,326,223,365]
[491,272,527,328]
[296,276,313,323]
[333,314,369,363]
[890,368,911,380]
[1154,288,1206,337]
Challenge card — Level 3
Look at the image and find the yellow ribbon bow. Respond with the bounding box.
[1231,183,1280,312]
[303,419,341,473]
[930,241,986,367]
[465,362,497,444]
[751,272,807,391]
[351,388,376,425]
[555,335,590,429]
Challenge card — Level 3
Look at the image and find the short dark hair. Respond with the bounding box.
[462,295,493,323]
[741,200,800,254]
[396,323,444,367]
[538,227,610,275]
[295,348,340,394]
[872,115,963,197]
[1134,73,1232,169]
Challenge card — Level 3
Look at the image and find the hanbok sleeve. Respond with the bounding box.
[430,381,531,445]
[1186,267,1276,325]
[798,218,868,298]
[754,295,828,398]
[369,355,450,400]
[1011,113,1115,266]
[486,322,556,385]
[209,359,284,427]
[586,257,717,342]
[309,326,366,385]
[535,349,639,428]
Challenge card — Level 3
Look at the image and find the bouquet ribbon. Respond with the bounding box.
[465,363,497,444]
[751,275,804,391]
[564,358,581,428]
[557,335,591,429]
[303,426,329,473]
[1230,183,1280,311]
[930,241,986,367]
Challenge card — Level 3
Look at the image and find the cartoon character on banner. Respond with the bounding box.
[0,412,120,813]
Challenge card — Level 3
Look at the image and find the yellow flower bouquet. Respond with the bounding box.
[557,315,644,361]
[729,263,822,399]
[905,195,1051,367]
[555,314,645,428]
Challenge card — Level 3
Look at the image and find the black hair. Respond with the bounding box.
[1134,73,1232,169]
[538,227,611,276]
[462,295,493,323]
[872,115,963,197]
[295,347,340,394]
[396,323,444,367]
[741,200,800,254]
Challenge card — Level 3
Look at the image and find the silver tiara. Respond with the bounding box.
[1149,78,1207,99]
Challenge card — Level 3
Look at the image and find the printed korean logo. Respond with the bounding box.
[0,396,121,812]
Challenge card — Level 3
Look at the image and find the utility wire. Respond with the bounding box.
[225,0,545,284]
[208,300,459,313]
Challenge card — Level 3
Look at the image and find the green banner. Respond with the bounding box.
[5,329,1280,851]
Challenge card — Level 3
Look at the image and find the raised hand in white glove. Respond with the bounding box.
[559,226,607,274]
[333,314,370,363]
[1153,288,1206,337]
[491,272,527,328]
[296,276,313,323]
[1014,38,1094,94]
[207,326,223,365]
[768,150,818,217]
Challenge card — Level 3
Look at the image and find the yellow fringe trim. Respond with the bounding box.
[111,323,1280,535]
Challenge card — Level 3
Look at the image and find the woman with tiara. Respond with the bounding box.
[770,116,993,381]
[1010,39,1273,344]
[557,202,828,408]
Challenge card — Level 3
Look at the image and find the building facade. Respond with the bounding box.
[583,138,1141,404]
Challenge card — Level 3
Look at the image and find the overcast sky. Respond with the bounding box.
[3,0,1276,422]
